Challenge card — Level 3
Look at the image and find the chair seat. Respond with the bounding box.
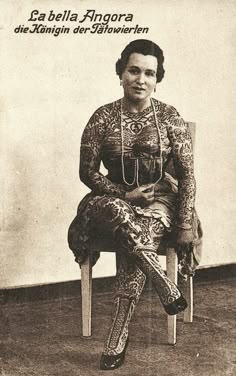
[87,231,177,256]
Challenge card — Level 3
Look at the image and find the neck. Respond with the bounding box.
[122,97,152,113]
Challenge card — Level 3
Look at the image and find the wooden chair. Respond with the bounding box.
[80,122,195,345]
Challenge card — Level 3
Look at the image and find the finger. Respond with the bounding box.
[145,197,155,204]
[144,191,154,198]
[141,184,154,193]
[142,183,154,189]
[145,196,154,202]
[143,187,155,196]
[144,193,155,201]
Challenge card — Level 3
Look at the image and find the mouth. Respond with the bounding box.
[133,87,145,93]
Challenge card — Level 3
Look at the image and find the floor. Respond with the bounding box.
[0,277,235,376]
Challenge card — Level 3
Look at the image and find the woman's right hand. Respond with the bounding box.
[125,184,155,206]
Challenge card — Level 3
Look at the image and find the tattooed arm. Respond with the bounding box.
[164,105,196,229]
[79,105,126,198]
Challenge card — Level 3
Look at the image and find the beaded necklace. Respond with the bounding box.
[120,98,163,187]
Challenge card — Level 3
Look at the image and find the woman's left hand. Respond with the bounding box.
[176,228,193,246]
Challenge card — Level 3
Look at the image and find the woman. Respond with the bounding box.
[68,39,199,370]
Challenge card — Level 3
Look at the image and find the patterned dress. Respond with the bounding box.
[68,98,200,355]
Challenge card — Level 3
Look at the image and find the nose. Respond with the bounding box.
[136,72,145,85]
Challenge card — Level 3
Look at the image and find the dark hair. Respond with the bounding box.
[116,39,165,83]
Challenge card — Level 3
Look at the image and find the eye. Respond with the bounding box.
[146,71,156,77]
[128,68,139,75]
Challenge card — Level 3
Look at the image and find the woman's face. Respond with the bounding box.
[121,53,158,103]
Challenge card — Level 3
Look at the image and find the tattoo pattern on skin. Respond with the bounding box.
[79,98,195,227]
[103,254,146,355]
[69,99,199,357]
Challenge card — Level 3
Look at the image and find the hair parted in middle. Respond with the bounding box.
[116,39,165,83]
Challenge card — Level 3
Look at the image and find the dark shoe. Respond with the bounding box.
[100,337,129,371]
[164,294,187,315]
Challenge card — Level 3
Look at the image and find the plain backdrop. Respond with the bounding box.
[0,0,236,288]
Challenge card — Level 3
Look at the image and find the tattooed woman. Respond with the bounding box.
[68,39,199,370]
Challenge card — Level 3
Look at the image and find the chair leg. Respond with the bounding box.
[81,254,92,337]
[166,247,178,345]
[184,276,193,322]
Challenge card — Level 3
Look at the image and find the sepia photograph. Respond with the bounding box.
[0,1,235,375]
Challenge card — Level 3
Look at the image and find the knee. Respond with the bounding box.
[94,196,135,226]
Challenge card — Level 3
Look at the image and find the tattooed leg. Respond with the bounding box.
[103,253,146,355]
[115,219,183,308]
[88,196,184,313]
